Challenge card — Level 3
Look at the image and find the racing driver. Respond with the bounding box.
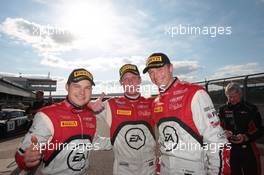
[89,64,157,175]
[143,53,231,175]
[15,68,111,175]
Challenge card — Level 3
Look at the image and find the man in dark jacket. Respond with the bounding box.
[218,82,263,175]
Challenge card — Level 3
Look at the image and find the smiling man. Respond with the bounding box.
[89,64,156,175]
[143,53,230,175]
[15,68,111,175]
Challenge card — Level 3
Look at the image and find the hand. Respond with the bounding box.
[230,134,246,144]
[88,92,106,112]
[24,136,42,168]
[224,130,233,138]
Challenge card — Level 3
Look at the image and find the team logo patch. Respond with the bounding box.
[154,106,163,113]
[162,125,178,151]
[61,121,78,127]
[117,109,132,116]
[125,128,146,150]
[67,143,88,171]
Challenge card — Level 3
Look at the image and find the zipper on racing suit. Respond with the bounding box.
[77,114,84,138]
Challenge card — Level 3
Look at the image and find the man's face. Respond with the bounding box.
[148,64,173,89]
[226,90,241,105]
[66,80,92,107]
[120,72,141,96]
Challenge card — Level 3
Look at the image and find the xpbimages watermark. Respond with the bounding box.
[162,141,231,153]
[32,141,101,153]
[94,83,165,95]
[164,24,232,38]
[32,25,72,37]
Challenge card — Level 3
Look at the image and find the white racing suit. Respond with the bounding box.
[15,100,111,175]
[96,95,156,175]
[152,78,230,175]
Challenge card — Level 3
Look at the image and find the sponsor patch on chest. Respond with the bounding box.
[169,95,184,103]
[154,106,163,113]
[60,121,78,127]
[117,109,132,116]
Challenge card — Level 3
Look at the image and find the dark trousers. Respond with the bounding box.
[230,144,261,175]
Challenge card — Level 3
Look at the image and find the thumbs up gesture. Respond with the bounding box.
[24,136,42,168]
[88,92,106,112]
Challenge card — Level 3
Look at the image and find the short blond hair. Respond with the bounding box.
[225,82,242,96]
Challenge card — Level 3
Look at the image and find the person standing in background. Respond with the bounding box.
[218,82,263,175]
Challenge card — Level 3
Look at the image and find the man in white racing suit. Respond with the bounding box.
[15,68,111,175]
[89,64,157,175]
[143,53,231,175]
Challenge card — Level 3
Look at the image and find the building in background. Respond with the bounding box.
[0,76,57,109]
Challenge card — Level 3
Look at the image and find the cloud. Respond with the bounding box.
[210,63,263,79]
[0,2,193,75]
[40,54,147,73]
[172,60,200,75]
[0,18,76,53]
[0,7,154,69]
[40,55,72,69]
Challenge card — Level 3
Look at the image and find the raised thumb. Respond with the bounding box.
[31,135,38,145]
[98,92,106,101]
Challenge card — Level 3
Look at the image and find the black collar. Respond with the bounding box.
[159,77,178,93]
[66,96,85,110]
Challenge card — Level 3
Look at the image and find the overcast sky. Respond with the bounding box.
[0,0,263,96]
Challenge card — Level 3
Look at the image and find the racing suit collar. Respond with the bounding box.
[65,96,87,113]
[227,100,244,109]
[159,77,178,94]
[124,93,141,101]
